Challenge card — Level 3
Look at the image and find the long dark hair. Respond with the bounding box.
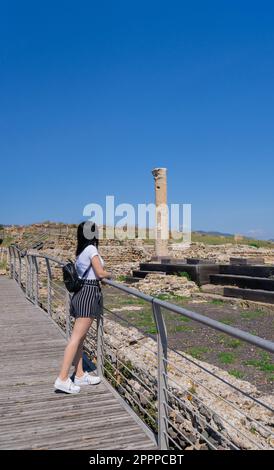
[76,221,99,257]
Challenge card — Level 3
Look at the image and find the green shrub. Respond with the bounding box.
[228,369,245,379]
[116,275,127,282]
[178,271,191,281]
[218,352,235,364]
[210,299,225,305]
[244,352,274,373]
[187,347,209,360]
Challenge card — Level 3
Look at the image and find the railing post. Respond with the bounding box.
[11,247,15,280]
[12,246,17,281]
[31,256,35,302]
[13,247,16,279]
[16,247,20,282]
[8,247,13,279]
[16,248,20,284]
[22,255,27,295]
[26,255,31,299]
[28,255,33,300]
[45,258,52,316]
[32,256,39,306]
[96,313,104,377]
[152,301,169,450]
[18,250,22,287]
[25,255,28,296]
[65,291,71,340]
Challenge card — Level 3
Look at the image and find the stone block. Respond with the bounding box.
[230,257,265,265]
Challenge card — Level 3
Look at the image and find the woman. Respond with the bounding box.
[54,221,111,394]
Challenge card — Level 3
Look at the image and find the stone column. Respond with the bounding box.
[152,168,169,257]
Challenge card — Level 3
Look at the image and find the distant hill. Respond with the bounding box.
[195,230,234,238]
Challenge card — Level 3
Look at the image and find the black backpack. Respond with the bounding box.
[62,259,91,293]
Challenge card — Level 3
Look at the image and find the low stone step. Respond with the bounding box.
[139,263,220,286]
[230,257,265,265]
[210,274,274,291]
[186,258,216,265]
[132,270,166,279]
[124,276,141,284]
[219,265,274,278]
[200,284,225,295]
[161,258,187,265]
[151,256,188,264]
[223,287,274,304]
[151,256,172,262]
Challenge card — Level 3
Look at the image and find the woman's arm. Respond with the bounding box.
[91,255,111,280]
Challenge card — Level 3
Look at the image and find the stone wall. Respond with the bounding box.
[128,273,199,297]
[170,242,274,265]
[5,224,274,270]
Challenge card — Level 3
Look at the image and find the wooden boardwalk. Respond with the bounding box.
[0,276,157,450]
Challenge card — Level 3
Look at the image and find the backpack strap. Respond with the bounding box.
[67,259,91,280]
[81,264,91,280]
[73,246,95,280]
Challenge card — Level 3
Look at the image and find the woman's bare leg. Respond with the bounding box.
[73,340,86,378]
[59,318,92,381]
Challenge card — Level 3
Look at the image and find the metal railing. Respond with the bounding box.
[7,244,274,450]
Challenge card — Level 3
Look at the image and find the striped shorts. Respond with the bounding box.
[70,280,103,319]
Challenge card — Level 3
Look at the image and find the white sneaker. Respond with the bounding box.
[74,371,101,386]
[54,377,80,394]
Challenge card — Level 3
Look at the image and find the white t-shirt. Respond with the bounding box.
[75,245,104,280]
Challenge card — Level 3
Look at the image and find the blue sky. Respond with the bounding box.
[0,1,274,239]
